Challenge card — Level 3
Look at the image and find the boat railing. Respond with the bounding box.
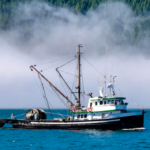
[109,103,128,106]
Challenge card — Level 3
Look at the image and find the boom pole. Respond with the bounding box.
[30,65,75,107]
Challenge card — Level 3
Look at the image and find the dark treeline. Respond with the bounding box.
[0,0,150,32]
[48,0,150,15]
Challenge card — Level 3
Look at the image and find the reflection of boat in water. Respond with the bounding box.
[0,44,146,130]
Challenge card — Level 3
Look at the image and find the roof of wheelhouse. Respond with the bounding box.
[90,97,126,101]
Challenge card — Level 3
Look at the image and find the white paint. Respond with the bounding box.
[74,110,142,121]
[31,119,120,125]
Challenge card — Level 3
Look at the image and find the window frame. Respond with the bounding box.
[100,101,103,105]
[95,101,97,106]
[90,102,92,107]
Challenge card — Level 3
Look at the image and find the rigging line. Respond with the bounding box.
[56,69,77,102]
[41,85,67,118]
[56,58,78,102]
[35,57,68,66]
[43,83,58,97]
[58,69,78,101]
[105,47,108,96]
[81,56,142,109]
[69,58,78,103]
[82,56,143,109]
[81,56,105,77]
[45,112,68,117]
[114,85,143,110]
[81,63,86,106]
[56,57,77,69]
[7,113,25,119]
[57,68,78,101]
[43,82,70,113]
[69,69,76,103]
[32,70,57,116]
[59,75,68,96]
[30,65,75,107]
[32,71,46,99]
[32,71,43,93]
[38,74,53,118]
[49,84,70,109]
[39,76,53,118]
[40,60,68,72]
[30,65,72,116]
[57,68,78,104]
[59,70,77,76]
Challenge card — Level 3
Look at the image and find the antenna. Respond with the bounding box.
[105,47,107,96]
[104,75,106,96]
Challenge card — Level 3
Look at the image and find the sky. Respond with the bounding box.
[0,1,150,109]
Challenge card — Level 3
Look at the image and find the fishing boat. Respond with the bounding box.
[0,44,146,130]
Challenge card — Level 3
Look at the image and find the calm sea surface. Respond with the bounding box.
[0,109,150,150]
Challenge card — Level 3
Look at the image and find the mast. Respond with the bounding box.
[77,44,82,108]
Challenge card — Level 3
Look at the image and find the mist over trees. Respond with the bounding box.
[0,0,150,40]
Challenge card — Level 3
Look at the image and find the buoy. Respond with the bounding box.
[88,107,92,112]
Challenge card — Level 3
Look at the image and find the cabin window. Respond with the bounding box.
[77,115,80,118]
[90,103,92,107]
[100,101,103,105]
[81,115,83,118]
[95,102,97,106]
[104,101,106,105]
[84,114,87,118]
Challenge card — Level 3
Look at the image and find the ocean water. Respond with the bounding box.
[0,109,150,150]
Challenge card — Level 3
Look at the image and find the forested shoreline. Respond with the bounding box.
[0,0,150,39]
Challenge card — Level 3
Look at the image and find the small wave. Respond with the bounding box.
[122,127,145,131]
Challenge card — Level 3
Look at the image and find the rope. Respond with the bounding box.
[56,57,77,69]
[56,57,78,102]
[38,75,53,118]
[69,59,78,105]
[114,85,143,110]
[32,71,44,97]
[59,70,77,76]
[7,113,25,119]
[45,112,68,117]
[81,55,143,110]
[81,59,86,106]
[59,76,68,96]
[41,87,69,118]
[82,56,105,77]
[49,83,70,109]
[40,60,68,72]
[34,57,68,66]
[7,112,68,119]
[32,68,69,118]
[32,71,57,117]
[43,83,70,110]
